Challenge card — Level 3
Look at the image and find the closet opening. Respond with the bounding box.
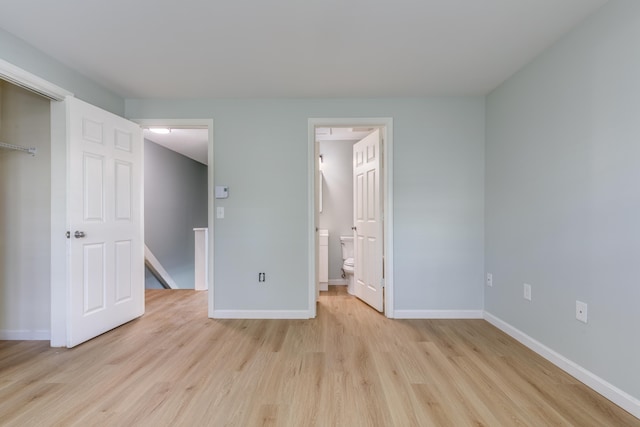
[0,80,52,340]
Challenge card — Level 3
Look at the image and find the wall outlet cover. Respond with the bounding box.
[523,283,532,301]
[486,273,493,287]
[576,300,588,323]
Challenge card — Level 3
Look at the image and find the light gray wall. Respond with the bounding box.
[319,140,354,281]
[126,97,486,312]
[0,81,51,337]
[145,268,165,289]
[0,28,124,115]
[144,139,208,289]
[486,0,640,401]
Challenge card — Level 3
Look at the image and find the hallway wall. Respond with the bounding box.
[144,139,208,289]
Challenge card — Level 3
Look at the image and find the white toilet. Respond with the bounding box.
[340,236,355,295]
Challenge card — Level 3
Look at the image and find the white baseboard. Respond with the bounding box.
[394,310,483,319]
[212,310,310,319]
[328,279,347,286]
[484,311,640,419]
[0,329,50,340]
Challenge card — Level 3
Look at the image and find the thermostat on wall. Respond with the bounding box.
[215,186,229,199]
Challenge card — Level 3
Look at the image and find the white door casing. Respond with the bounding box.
[133,118,215,319]
[308,118,393,319]
[353,129,384,312]
[315,139,321,302]
[67,97,144,347]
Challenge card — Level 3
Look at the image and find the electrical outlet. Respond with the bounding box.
[258,272,266,283]
[523,283,532,301]
[486,273,493,287]
[576,301,588,323]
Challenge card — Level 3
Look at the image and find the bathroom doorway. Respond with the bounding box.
[308,118,394,318]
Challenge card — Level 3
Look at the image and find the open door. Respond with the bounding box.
[353,129,383,311]
[67,97,144,347]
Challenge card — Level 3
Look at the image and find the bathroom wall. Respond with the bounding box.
[0,80,51,339]
[318,140,354,282]
[144,139,208,289]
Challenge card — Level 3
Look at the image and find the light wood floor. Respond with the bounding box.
[0,287,637,426]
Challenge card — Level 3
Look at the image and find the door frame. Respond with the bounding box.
[307,118,394,318]
[134,119,215,318]
[0,58,71,102]
[0,60,72,345]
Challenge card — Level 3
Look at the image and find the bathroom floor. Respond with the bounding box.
[320,284,352,297]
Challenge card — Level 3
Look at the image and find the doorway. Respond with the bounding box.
[135,119,215,315]
[308,118,394,318]
[142,127,208,291]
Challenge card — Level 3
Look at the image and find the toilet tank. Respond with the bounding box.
[340,236,354,260]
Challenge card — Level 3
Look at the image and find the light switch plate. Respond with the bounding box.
[216,207,224,219]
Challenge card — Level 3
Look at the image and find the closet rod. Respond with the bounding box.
[0,141,36,156]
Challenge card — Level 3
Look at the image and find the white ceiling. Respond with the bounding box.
[144,128,209,165]
[0,0,608,99]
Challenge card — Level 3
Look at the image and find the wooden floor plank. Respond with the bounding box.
[0,286,637,426]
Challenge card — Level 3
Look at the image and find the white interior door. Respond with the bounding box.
[67,97,144,347]
[353,129,383,311]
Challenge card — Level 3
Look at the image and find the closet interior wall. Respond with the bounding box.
[0,80,51,339]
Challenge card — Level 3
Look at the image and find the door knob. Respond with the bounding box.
[74,231,86,238]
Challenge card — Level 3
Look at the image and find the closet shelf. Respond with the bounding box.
[0,141,36,156]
